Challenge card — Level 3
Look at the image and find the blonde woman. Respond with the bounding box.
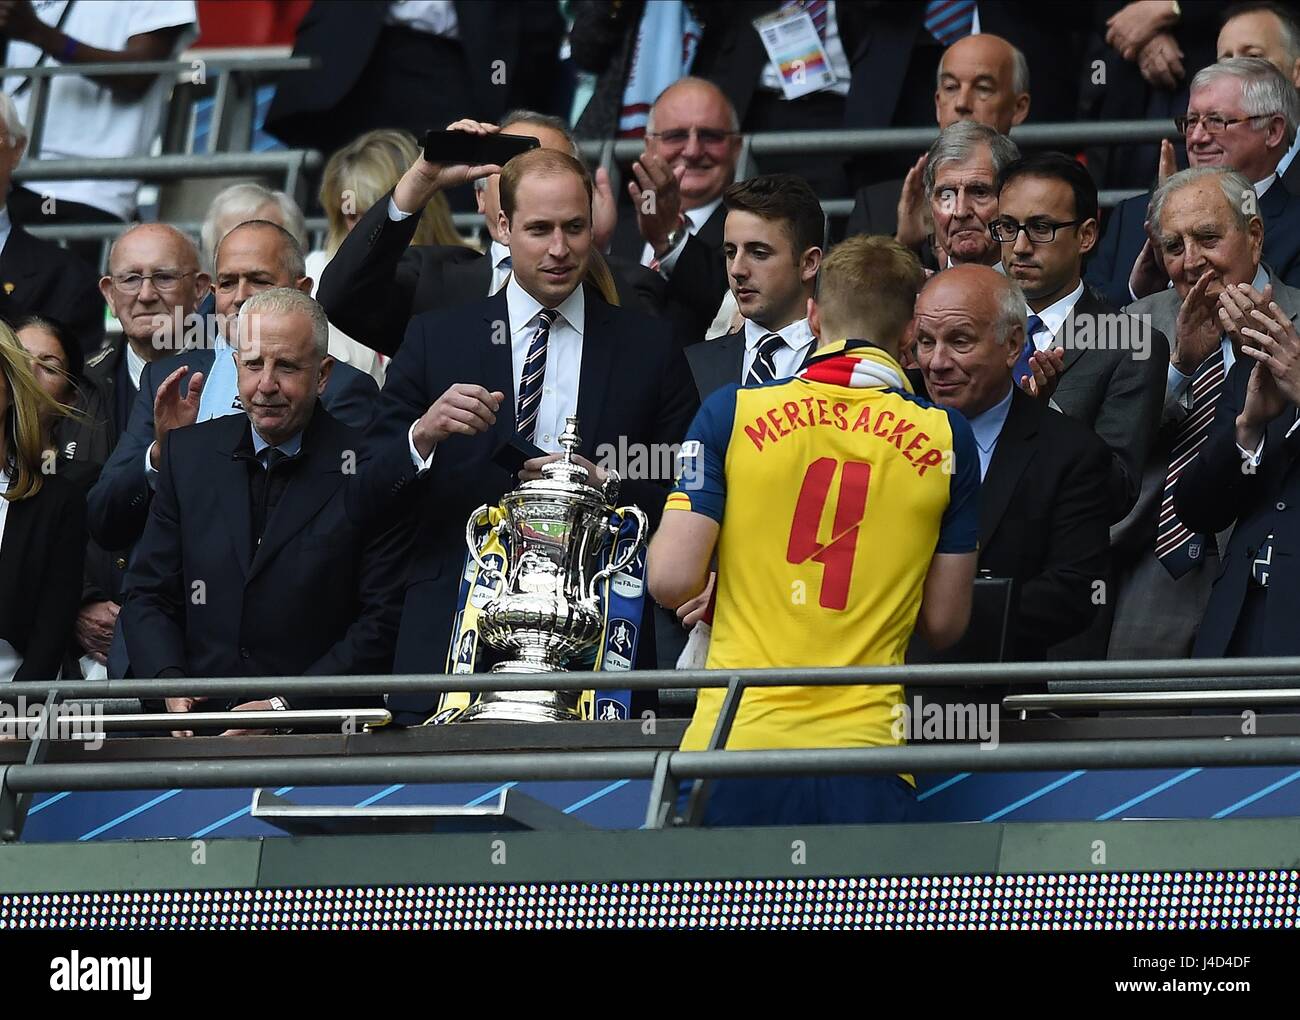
[0,324,86,681]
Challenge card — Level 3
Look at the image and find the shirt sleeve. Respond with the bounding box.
[388,196,417,221]
[936,408,980,554]
[127,1,198,37]
[408,420,435,473]
[664,384,738,523]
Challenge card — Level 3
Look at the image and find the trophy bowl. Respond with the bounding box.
[455,417,647,723]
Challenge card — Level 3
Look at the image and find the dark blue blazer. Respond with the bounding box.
[1174,359,1300,657]
[1086,179,1300,307]
[86,344,378,555]
[122,407,411,707]
[353,284,698,716]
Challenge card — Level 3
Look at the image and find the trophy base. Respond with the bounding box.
[456,668,583,723]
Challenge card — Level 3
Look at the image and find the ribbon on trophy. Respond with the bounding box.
[580,509,648,721]
[431,506,647,724]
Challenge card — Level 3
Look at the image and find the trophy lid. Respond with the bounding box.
[539,417,590,487]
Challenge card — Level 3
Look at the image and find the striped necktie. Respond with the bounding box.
[1156,345,1227,578]
[745,332,786,385]
[516,308,558,443]
[924,0,976,46]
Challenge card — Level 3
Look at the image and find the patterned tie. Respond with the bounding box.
[515,308,558,442]
[1015,314,1043,385]
[1156,345,1227,578]
[745,332,786,385]
[924,0,976,46]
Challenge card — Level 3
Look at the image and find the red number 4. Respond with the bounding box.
[785,458,871,610]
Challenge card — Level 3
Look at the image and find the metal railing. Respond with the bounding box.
[2,656,1299,838]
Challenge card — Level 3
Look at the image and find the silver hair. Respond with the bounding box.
[994,274,1029,347]
[646,76,741,134]
[935,38,1030,96]
[107,222,202,272]
[1150,166,1258,234]
[213,219,307,281]
[474,109,582,192]
[923,120,1022,198]
[201,182,308,268]
[237,287,329,359]
[1190,56,1300,149]
[0,91,27,149]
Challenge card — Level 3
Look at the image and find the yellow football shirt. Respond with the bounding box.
[665,341,980,753]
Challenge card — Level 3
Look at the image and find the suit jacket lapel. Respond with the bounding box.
[213,417,255,581]
[1052,288,1100,376]
[247,409,343,583]
[979,390,1040,547]
[576,288,617,456]
[481,289,517,439]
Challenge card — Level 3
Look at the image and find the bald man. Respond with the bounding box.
[914,265,1112,661]
[1218,1,1300,189]
[847,33,1029,246]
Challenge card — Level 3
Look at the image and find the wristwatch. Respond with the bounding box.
[658,216,689,257]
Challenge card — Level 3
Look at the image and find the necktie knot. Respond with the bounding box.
[537,307,558,330]
[1026,314,1045,341]
[746,332,786,385]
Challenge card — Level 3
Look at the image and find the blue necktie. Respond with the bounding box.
[1014,315,1042,387]
[925,0,976,46]
[516,308,558,442]
[745,333,786,385]
[197,340,241,421]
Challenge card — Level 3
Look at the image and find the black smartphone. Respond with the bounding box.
[491,433,547,477]
[422,130,539,168]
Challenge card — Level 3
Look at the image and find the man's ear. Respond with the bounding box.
[317,354,334,394]
[801,246,823,285]
[1011,92,1030,127]
[1078,217,1099,257]
[497,209,511,245]
[807,297,821,339]
[296,276,313,295]
[195,272,212,300]
[1003,323,1025,368]
[98,276,115,308]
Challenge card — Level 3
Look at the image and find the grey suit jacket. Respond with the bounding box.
[1041,286,1169,521]
[1117,267,1300,557]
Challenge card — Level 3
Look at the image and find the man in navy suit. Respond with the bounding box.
[354,146,698,722]
[1087,58,1300,307]
[87,219,378,677]
[123,289,411,734]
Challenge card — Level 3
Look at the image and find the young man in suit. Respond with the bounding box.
[123,289,411,734]
[0,94,103,354]
[355,147,698,723]
[1111,166,1300,659]
[915,264,1113,661]
[1087,58,1300,307]
[685,174,824,401]
[995,152,1168,520]
[318,112,664,357]
[609,78,741,345]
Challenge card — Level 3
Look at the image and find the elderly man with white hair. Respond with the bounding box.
[121,287,412,735]
[199,182,384,384]
[1109,165,1300,658]
[924,120,1021,270]
[0,91,103,353]
[1088,56,1300,306]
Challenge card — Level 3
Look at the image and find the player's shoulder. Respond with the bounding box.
[884,386,974,441]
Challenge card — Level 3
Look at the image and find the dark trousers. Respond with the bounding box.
[677,774,919,826]
[9,185,122,271]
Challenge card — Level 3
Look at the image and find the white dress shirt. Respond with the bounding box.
[742,316,816,381]
[385,0,459,36]
[124,340,147,392]
[642,196,723,275]
[488,240,513,295]
[1027,281,1085,351]
[506,275,585,451]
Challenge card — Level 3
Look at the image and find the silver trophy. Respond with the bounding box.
[457,417,648,722]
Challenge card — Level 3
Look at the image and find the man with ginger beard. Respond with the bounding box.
[1109,166,1300,658]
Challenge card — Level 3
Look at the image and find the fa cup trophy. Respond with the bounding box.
[456,417,648,722]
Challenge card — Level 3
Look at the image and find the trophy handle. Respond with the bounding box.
[587,506,649,601]
[465,504,506,587]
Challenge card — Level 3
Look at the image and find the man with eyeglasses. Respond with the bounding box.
[608,78,742,345]
[995,153,1167,526]
[87,220,379,679]
[1086,57,1300,308]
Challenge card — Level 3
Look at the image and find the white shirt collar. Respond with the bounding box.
[684,197,723,232]
[490,239,511,268]
[124,341,147,391]
[1028,281,1086,347]
[743,316,815,353]
[946,255,1007,274]
[505,273,585,336]
[1255,172,1277,198]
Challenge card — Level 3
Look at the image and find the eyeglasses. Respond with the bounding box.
[110,270,195,294]
[990,218,1082,243]
[645,128,738,148]
[1174,113,1275,136]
